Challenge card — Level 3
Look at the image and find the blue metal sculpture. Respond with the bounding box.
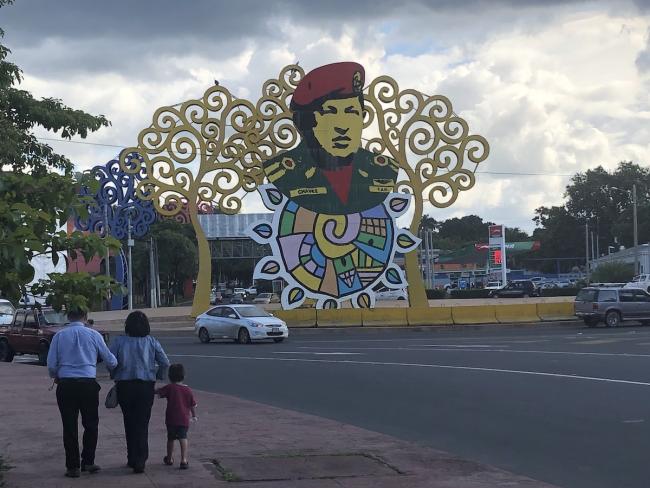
[75,152,157,239]
[75,153,157,311]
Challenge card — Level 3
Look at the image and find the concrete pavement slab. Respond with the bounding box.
[0,362,558,488]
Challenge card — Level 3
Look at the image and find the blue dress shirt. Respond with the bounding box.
[109,335,170,381]
[47,322,118,379]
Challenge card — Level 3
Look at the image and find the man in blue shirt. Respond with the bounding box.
[47,308,117,478]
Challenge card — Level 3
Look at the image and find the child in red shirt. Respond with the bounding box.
[156,363,197,469]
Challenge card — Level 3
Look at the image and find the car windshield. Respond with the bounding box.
[0,304,14,315]
[40,310,68,325]
[236,306,272,318]
[576,289,598,302]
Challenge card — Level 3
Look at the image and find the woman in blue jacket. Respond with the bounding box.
[110,311,170,473]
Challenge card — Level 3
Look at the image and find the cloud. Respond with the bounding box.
[3,0,650,234]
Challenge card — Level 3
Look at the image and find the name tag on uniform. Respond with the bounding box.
[290,187,327,197]
[369,185,393,193]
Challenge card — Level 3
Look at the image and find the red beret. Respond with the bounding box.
[291,62,365,108]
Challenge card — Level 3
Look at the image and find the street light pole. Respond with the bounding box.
[633,183,639,275]
[585,221,590,283]
[127,213,134,310]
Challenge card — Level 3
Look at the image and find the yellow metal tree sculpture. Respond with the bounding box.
[119,86,263,316]
[120,63,488,315]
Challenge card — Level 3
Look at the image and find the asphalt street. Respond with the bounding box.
[153,324,650,488]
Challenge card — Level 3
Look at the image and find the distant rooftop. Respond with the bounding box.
[198,213,272,239]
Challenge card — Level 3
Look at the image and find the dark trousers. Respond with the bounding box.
[116,380,155,469]
[56,379,100,470]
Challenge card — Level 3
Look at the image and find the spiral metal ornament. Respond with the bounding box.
[75,155,157,240]
[362,76,489,306]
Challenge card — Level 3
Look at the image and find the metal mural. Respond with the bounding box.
[247,63,420,309]
[75,153,157,239]
[120,62,488,315]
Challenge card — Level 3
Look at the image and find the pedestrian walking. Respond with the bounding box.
[156,363,197,469]
[46,308,117,478]
[110,311,170,474]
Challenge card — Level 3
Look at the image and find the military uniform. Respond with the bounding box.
[263,141,399,214]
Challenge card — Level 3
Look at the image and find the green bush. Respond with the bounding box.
[540,287,580,297]
[591,261,634,283]
[449,289,492,299]
[426,289,447,299]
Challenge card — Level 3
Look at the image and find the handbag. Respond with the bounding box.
[105,384,118,408]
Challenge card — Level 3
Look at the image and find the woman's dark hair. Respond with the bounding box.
[124,311,150,337]
[168,363,185,383]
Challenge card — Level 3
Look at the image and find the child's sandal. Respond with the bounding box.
[163,456,174,466]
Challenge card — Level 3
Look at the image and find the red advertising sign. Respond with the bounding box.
[488,225,503,238]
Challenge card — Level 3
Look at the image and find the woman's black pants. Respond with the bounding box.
[116,380,155,469]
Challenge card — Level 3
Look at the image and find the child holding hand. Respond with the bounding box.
[156,363,197,469]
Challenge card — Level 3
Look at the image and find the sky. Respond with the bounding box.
[3,0,650,234]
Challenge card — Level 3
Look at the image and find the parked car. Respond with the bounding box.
[575,287,650,327]
[0,307,109,365]
[540,281,558,289]
[194,304,289,344]
[244,287,257,296]
[229,293,244,304]
[624,274,650,293]
[375,288,407,300]
[489,280,538,298]
[253,292,277,304]
[0,299,15,326]
[484,281,503,290]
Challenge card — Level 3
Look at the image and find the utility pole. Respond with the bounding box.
[590,231,595,268]
[103,203,110,280]
[633,183,639,275]
[149,236,157,308]
[127,212,134,310]
[585,221,590,283]
[103,203,111,311]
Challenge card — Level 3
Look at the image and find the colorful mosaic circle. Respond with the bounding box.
[275,200,395,299]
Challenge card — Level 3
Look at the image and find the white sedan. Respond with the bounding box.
[375,288,407,300]
[195,304,289,344]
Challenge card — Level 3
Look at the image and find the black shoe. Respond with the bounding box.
[81,464,101,474]
[179,462,189,470]
[133,466,145,474]
[65,468,81,478]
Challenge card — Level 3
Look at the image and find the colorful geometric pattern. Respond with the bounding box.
[249,184,420,309]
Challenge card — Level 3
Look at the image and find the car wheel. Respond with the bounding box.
[523,294,529,298]
[273,338,284,343]
[0,340,14,362]
[397,296,406,301]
[492,294,499,299]
[584,318,598,328]
[237,327,251,344]
[605,311,621,328]
[37,342,49,366]
[198,327,211,343]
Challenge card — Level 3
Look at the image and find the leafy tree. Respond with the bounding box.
[530,205,585,273]
[590,261,634,283]
[0,1,122,311]
[130,220,198,306]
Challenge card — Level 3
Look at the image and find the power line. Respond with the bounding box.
[37,136,577,178]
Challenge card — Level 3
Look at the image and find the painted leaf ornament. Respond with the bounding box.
[253,223,273,240]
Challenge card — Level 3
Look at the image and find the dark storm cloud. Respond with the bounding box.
[0,0,640,80]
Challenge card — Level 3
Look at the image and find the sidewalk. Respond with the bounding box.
[0,363,558,488]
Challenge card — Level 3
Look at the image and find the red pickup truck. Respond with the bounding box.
[0,307,109,365]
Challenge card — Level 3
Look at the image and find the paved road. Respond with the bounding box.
[151,324,650,488]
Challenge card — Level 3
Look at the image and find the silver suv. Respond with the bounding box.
[575,287,650,327]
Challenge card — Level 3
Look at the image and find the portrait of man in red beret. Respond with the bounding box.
[263,62,399,214]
